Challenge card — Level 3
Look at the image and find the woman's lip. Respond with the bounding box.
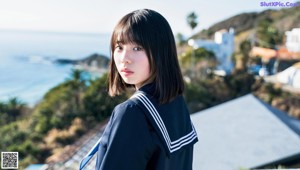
[121,69,134,76]
[121,69,133,73]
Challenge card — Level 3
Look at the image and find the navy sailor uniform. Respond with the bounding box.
[95,83,198,170]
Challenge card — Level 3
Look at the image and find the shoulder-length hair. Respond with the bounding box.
[108,9,184,104]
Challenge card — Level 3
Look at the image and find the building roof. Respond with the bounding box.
[277,48,300,59]
[191,94,300,170]
[250,46,277,60]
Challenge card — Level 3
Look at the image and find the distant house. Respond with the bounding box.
[276,62,300,89]
[249,46,300,75]
[286,28,300,53]
[191,94,300,170]
[191,28,235,72]
[263,61,300,92]
[249,46,278,75]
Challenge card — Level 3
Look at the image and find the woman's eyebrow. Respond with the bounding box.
[116,40,124,45]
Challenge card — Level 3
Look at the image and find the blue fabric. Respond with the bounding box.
[79,141,100,170]
[83,83,197,170]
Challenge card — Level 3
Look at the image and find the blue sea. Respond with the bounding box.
[0,30,111,106]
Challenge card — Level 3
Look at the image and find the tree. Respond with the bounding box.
[83,73,128,122]
[255,17,283,49]
[187,12,198,32]
[67,69,87,115]
[179,47,217,79]
[186,12,198,78]
[176,33,186,46]
[240,40,252,71]
[0,97,26,125]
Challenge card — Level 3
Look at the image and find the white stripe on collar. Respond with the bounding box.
[131,92,197,153]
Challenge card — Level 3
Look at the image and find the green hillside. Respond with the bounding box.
[193,4,300,49]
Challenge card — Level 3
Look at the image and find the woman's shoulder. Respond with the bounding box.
[114,99,140,112]
[111,99,145,123]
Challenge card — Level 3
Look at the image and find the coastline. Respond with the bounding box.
[0,30,110,107]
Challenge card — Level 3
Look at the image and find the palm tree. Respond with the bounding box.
[187,12,198,33]
[186,12,198,78]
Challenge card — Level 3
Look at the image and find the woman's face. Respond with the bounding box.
[113,40,151,89]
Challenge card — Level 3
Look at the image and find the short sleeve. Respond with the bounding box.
[99,102,155,170]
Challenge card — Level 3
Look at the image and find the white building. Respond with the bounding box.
[286,28,300,52]
[277,62,300,89]
[191,28,235,72]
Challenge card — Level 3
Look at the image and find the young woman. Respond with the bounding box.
[95,9,198,170]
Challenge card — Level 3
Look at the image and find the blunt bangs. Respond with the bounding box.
[112,25,142,47]
[111,11,150,50]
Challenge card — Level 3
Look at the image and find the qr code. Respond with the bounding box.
[1,152,18,169]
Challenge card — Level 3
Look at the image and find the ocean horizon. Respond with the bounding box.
[0,30,111,106]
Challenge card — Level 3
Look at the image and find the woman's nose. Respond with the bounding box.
[120,50,131,64]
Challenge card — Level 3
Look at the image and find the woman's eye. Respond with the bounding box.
[133,47,143,51]
[115,45,123,50]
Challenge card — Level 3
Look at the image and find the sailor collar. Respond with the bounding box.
[130,90,198,156]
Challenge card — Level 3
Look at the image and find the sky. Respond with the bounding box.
[0,0,292,36]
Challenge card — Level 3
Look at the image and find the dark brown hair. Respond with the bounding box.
[108,9,184,104]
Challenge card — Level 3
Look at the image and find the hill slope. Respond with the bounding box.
[193,4,300,41]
